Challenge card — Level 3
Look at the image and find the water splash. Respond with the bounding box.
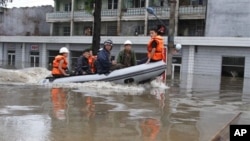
[0,67,167,95]
[0,67,51,84]
[150,76,169,89]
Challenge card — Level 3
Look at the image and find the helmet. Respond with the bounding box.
[175,44,182,50]
[124,40,132,45]
[104,39,113,46]
[59,47,69,53]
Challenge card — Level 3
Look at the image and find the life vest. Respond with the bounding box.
[88,55,97,73]
[52,55,68,75]
[147,35,165,61]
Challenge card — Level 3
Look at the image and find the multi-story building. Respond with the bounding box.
[46,0,206,36]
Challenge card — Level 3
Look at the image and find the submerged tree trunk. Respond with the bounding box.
[92,0,102,55]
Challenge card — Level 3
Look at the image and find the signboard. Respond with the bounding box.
[30,45,39,51]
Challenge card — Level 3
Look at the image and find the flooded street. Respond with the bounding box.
[0,69,250,141]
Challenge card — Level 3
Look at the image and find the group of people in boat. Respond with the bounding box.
[51,27,166,78]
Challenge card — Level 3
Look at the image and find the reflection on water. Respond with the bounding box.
[0,70,250,141]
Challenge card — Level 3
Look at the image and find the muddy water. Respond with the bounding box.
[0,68,250,141]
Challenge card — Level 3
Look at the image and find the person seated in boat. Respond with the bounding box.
[51,47,70,78]
[116,40,137,68]
[88,49,97,74]
[74,49,92,75]
[138,26,165,64]
[96,39,123,74]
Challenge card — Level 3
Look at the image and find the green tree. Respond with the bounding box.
[85,0,102,55]
[0,0,12,7]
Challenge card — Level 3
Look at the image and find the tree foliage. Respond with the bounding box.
[0,0,12,7]
[84,0,94,13]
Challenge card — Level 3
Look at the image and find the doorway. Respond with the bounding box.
[30,52,40,67]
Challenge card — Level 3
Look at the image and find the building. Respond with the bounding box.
[46,0,206,36]
[0,6,53,36]
[1,0,250,80]
[205,0,250,37]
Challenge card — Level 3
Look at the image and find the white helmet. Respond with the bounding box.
[59,47,69,53]
[124,40,132,45]
[175,44,182,50]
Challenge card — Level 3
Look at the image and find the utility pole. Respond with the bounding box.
[166,0,177,79]
[70,0,74,36]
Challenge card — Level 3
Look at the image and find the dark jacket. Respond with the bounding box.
[117,50,136,67]
[75,56,91,75]
[96,49,112,74]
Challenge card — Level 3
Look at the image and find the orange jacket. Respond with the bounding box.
[52,55,68,75]
[147,35,165,61]
[88,55,97,73]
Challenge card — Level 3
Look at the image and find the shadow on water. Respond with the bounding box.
[0,71,250,141]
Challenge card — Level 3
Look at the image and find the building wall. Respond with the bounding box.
[0,6,53,36]
[182,46,250,78]
[205,0,250,37]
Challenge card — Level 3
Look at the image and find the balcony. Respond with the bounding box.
[179,5,206,19]
[46,5,206,22]
[46,9,118,22]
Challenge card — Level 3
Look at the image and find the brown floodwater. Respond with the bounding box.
[0,73,250,141]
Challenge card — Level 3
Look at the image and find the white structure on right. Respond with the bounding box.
[205,0,250,37]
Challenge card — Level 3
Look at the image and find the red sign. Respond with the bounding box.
[30,45,39,51]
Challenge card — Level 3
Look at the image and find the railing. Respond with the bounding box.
[46,12,71,21]
[101,9,118,16]
[47,9,118,21]
[46,6,206,21]
[74,11,92,18]
[179,5,206,15]
[122,8,145,16]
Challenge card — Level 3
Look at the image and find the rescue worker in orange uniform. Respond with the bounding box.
[51,47,70,78]
[50,88,67,120]
[88,49,97,74]
[146,27,165,64]
[137,26,166,65]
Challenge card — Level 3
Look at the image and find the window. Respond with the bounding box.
[191,0,205,5]
[0,13,3,23]
[108,0,118,9]
[135,25,144,35]
[64,3,72,12]
[7,51,15,66]
[107,25,117,36]
[63,26,70,36]
[30,52,39,67]
[221,56,245,77]
[126,0,145,8]
[84,26,92,36]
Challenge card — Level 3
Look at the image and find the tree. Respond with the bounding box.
[84,0,102,56]
[92,0,102,55]
[0,0,12,7]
